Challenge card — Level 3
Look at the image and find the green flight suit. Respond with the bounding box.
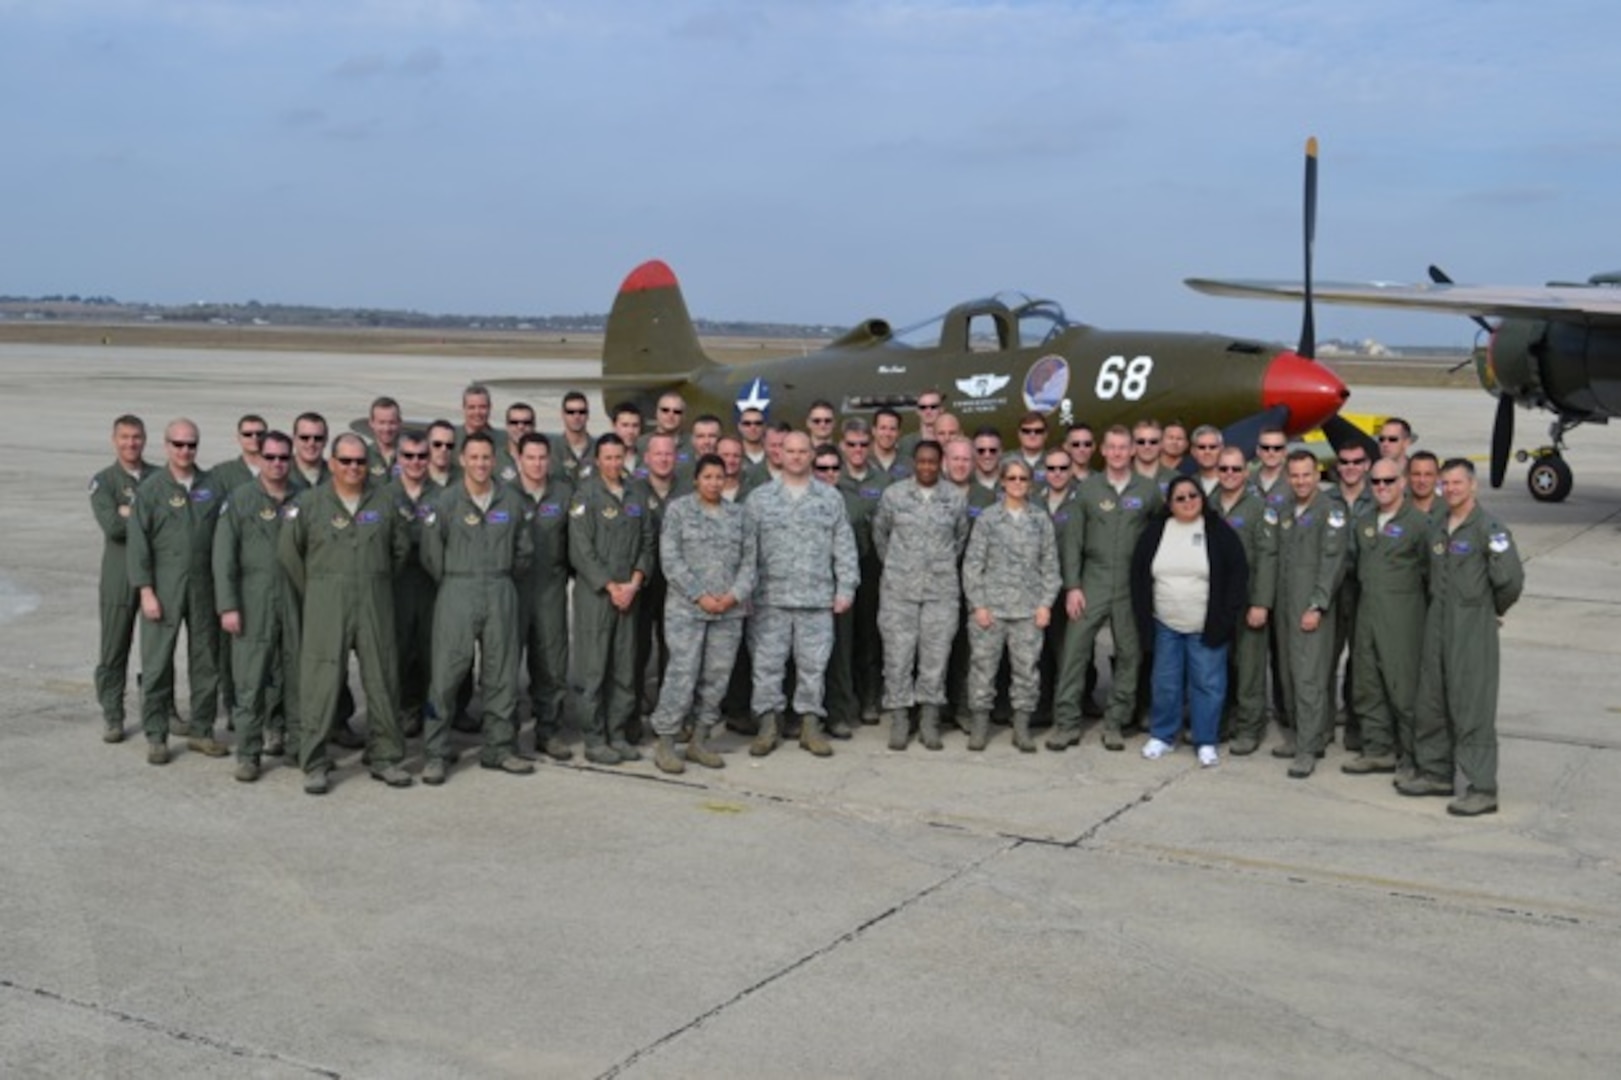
[568,476,656,750]
[1349,503,1431,761]
[288,460,331,494]
[213,479,300,761]
[515,476,574,745]
[1217,489,1278,743]
[420,481,533,765]
[1329,485,1375,734]
[127,468,225,743]
[828,468,890,724]
[90,459,157,728]
[1412,505,1524,795]
[385,476,442,728]
[206,453,256,728]
[1275,492,1350,756]
[277,483,410,773]
[1038,486,1083,721]
[1052,472,1163,736]
[363,444,398,486]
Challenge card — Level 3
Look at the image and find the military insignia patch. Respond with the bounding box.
[1433,541,1445,555]
[1099,499,1116,512]
[332,515,350,530]
[624,504,642,518]
[539,502,562,518]
[1122,497,1143,511]
[369,463,386,477]
[1489,531,1511,554]
[1263,508,1279,526]
[570,502,586,518]
[1327,509,1346,529]
[1383,523,1404,538]
[463,512,481,526]
[88,477,99,493]
[1449,539,1473,555]
[192,488,213,502]
[1229,515,1246,529]
[356,510,381,525]
[488,509,510,524]
[284,506,299,520]
[1363,525,1375,539]
[602,506,619,519]
[259,506,277,521]
[168,494,186,508]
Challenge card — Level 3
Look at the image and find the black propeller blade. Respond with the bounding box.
[1490,393,1514,489]
[1298,137,1318,360]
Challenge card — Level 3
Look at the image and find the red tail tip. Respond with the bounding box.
[619,260,679,295]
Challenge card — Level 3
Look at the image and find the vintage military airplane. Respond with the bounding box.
[493,255,1355,457]
[1187,146,1621,502]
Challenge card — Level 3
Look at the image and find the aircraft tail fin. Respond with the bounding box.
[603,260,714,380]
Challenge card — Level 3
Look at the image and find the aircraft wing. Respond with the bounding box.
[1185,277,1621,325]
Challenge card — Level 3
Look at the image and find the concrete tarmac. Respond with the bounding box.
[1,344,1617,1078]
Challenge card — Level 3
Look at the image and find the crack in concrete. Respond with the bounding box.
[595,837,1024,1078]
[0,977,342,1077]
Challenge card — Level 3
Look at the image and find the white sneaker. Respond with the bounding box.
[1141,737,1173,760]
[1198,745,1219,767]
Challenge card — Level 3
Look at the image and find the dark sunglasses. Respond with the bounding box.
[334,456,368,467]
[1369,476,1400,486]
[398,451,428,460]
[168,440,198,449]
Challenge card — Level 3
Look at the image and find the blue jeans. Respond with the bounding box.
[1151,619,1229,747]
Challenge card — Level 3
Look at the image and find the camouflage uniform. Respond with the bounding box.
[1275,491,1350,761]
[127,469,225,744]
[568,476,656,752]
[629,476,688,720]
[1217,489,1278,746]
[212,479,300,762]
[1412,506,1523,797]
[649,494,756,736]
[962,503,1061,712]
[827,468,889,726]
[872,480,969,709]
[277,483,410,775]
[514,475,574,748]
[90,459,157,730]
[1050,472,1163,742]
[743,479,859,718]
[420,481,533,767]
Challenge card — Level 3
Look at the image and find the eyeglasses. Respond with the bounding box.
[1171,492,1202,503]
[1067,440,1094,449]
[296,433,327,443]
[1194,443,1221,451]
[239,429,266,439]
[1216,465,1246,473]
[1004,475,1031,484]
[917,402,942,411]
[168,439,198,449]
[1046,462,1070,472]
[814,464,841,473]
[1337,456,1367,467]
[1135,437,1160,446]
[738,418,763,427]
[1378,434,1404,442]
[843,439,870,448]
[658,406,684,415]
[508,418,535,427]
[1258,443,1287,452]
[809,415,835,425]
[1020,427,1045,436]
[259,453,290,462]
[975,447,1000,456]
[1368,476,1400,486]
[334,456,368,467]
[398,451,428,460]
[564,407,589,416]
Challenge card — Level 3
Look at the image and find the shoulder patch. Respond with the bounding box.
[284,506,299,519]
[88,476,99,493]
[1327,508,1346,529]
[570,501,587,518]
[1489,531,1512,554]
[1263,508,1279,526]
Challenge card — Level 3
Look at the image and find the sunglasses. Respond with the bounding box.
[1194,443,1221,451]
[1378,434,1404,442]
[814,464,841,472]
[564,408,589,416]
[431,440,455,449]
[398,451,428,460]
[259,453,290,462]
[1046,462,1070,471]
[1135,437,1160,446]
[168,440,198,449]
[1216,465,1246,473]
[508,418,535,427]
[1020,427,1045,435]
[918,402,942,411]
[334,456,368,467]
[1003,475,1031,483]
[1369,476,1400,486]
[659,406,684,415]
[239,429,266,439]
[1338,457,1368,467]
[1258,444,1286,452]
[843,439,870,448]
[738,418,763,427]
[1171,492,1202,503]
[809,416,835,425]
[1067,441,1094,449]
[297,433,327,442]
[975,447,1000,456]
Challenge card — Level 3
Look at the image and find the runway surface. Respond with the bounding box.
[1,343,1617,1078]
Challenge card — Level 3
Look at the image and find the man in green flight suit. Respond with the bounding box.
[419,432,534,784]
[126,418,228,764]
[1400,459,1524,816]
[90,414,158,742]
[213,430,300,781]
[278,433,412,794]
[1273,449,1349,778]
[513,432,575,762]
[568,433,656,765]
[1214,446,1277,755]
[1343,458,1430,777]
[1049,425,1164,751]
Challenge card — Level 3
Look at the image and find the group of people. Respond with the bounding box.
[90,384,1524,815]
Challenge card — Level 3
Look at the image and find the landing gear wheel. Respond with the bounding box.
[1527,455,1572,503]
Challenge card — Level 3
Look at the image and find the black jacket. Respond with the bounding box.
[1130,510,1250,649]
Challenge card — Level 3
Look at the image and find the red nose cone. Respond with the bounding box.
[1262,350,1349,434]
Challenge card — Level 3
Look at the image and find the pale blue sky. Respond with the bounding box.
[3,0,1618,344]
